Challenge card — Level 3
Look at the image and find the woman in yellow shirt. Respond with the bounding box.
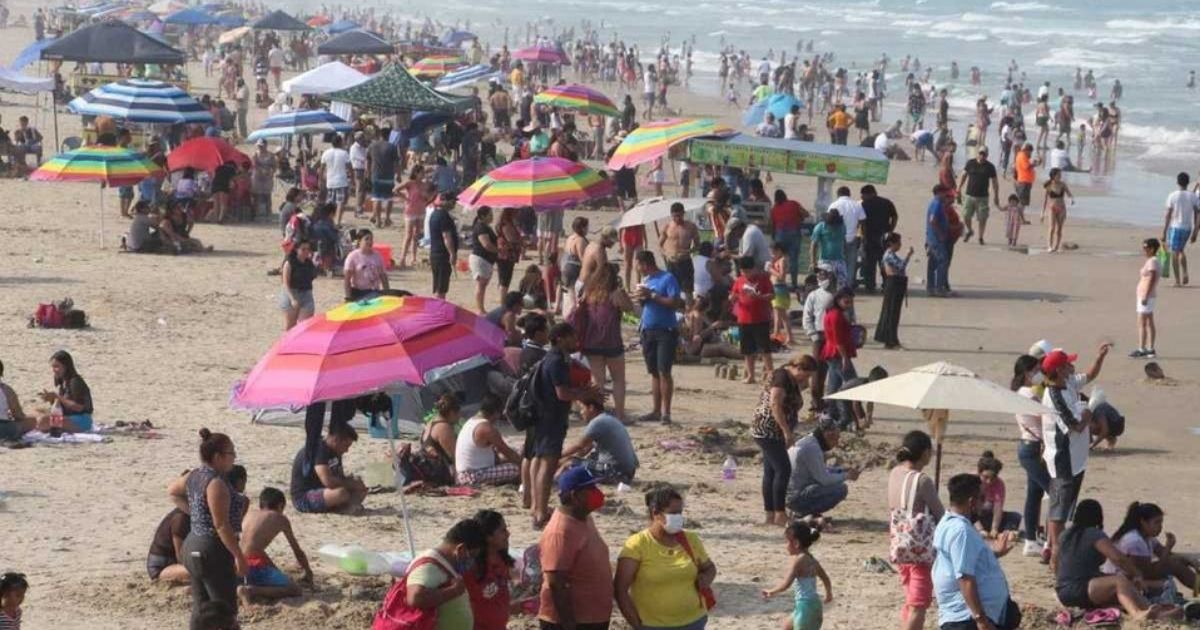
[615,487,718,630]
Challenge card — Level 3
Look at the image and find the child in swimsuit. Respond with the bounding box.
[762,521,833,630]
[238,487,312,604]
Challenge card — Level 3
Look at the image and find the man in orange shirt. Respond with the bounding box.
[538,466,614,630]
[827,104,852,145]
[1013,143,1040,227]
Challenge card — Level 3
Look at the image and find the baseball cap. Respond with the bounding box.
[557,465,600,494]
[1028,339,1054,359]
[1041,349,1078,374]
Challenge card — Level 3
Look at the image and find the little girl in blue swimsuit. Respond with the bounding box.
[761,521,833,630]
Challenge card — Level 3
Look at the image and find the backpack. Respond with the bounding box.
[504,358,544,432]
[372,553,456,630]
[394,440,454,488]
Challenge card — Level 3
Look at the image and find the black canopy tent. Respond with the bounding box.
[40,21,186,64]
[325,63,473,114]
[316,30,395,56]
[251,9,310,31]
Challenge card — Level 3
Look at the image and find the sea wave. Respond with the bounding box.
[1033,47,1129,71]
[1121,123,1200,152]
[989,1,1058,11]
[721,17,767,29]
[774,25,814,33]
[1104,18,1200,32]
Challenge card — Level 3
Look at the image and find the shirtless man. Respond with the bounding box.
[659,202,701,303]
[578,226,617,292]
[238,487,312,606]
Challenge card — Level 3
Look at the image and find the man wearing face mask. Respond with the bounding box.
[1040,344,1109,572]
[801,264,836,415]
[539,466,614,630]
[614,486,717,630]
[932,474,1021,630]
[403,518,487,629]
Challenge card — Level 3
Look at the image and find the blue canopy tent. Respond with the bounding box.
[326,19,360,35]
[440,30,476,46]
[164,7,218,25]
[214,13,245,27]
[9,37,57,72]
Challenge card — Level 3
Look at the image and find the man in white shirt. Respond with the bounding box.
[320,135,352,225]
[728,218,770,270]
[827,187,867,291]
[1163,172,1200,286]
[873,131,894,157]
[348,132,369,212]
[1046,140,1087,173]
[268,45,285,89]
[784,105,800,140]
[1037,81,1050,101]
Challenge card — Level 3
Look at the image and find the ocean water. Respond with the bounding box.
[352,0,1199,225]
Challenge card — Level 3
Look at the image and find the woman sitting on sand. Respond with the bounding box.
[1101,502,1200,602]
[34,350,94,433]
[0,359,34,442]
[419,394,460,468]
[680,296,740,361]
[159,201,208,254]
[1055,499,1182,622]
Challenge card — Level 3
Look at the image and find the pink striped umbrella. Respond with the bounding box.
[231,295,504,408]
[457,157,614,211]
[512,45,570,65]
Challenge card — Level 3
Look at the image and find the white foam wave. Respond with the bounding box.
[721,17,766,29]
[989,1,1057,11]
[1105,18,1200,32]
[907,29,988,42]
[773,25,814,33]
[1121,123,1200,152]
[1033,47,1129,71]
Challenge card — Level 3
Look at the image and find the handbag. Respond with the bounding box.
[889,470,935,565]
[372,553,456,630]
[674,532,717,610]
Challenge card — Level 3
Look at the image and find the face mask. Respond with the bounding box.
[818,279,831,290]
[582,486,606,512]
[453,556,473,575]
[1030,372,1044,386]
[663,513,685,534]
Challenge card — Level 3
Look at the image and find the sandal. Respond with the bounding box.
[1081,607,1119,626]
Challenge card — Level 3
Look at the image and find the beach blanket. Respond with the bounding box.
[21,430,110,445]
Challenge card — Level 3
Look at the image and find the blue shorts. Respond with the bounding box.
[371,178,395,201]
[68,413,94,432]
[292,489,328,513]
[1167,227,1191,253]
[245,563,290,587]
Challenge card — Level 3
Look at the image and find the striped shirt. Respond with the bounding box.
[0,609,22,629]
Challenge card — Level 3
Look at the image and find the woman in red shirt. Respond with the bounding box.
[821,288,857,423]
[770,189,811,288]
[465,510,515,630]
[732,255,775,384]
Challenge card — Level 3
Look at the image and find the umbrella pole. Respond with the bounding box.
[386,416,417,557]
[934,440,943,488]
[99,187,105,248]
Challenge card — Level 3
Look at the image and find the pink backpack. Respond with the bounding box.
[372,553,456,630]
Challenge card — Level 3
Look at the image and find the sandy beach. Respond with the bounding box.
[3,8,1200,630]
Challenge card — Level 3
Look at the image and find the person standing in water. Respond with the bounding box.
[1162,172,1199,287]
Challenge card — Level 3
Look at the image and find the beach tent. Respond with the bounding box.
[281,61,368,96]
[9,37,57,72]
[440,29,476,46]
[251,9,309,31]
[325,63,473,114]
[163,7,218,25]
[0,68,55,94]
[316,30,394,56]
[326,19,360,35]
[435,64,501,90]
[40,21,185,64]
[213,12,245,27]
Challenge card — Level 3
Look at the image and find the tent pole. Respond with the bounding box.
[99,187,105,248]
[934,440,942,488]
[53,96,60,152]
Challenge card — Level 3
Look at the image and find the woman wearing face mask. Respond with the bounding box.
[465,510,517,630]
[1010,354,1051,561]
[404,518,487,630]
[615,487,717,630]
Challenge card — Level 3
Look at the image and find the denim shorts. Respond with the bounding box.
[278,288,315,312]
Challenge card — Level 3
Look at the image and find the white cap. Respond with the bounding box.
[1028,339,1054,359]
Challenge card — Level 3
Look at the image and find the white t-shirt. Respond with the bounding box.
[268,47,285,69]
[1048,148,1070,170]
[1037,85,1049,100]
[320,148,351,188]
[1165,189,1199,231]
[874,133,892,152]
[643,72,655,94]
[784,113,799,139]
[1041,373,1089,478]
[1101,531,1154,575]
[827,196,866,243]
[693,254,713,297]
[349,143,368,170]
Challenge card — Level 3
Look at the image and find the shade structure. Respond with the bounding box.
[306,14,332,27]
[0,68,54,94]
[826,361,1054,484]
[409,55,465,78]
[440,30,476,46]
[325,63,473,113]
[534,83,618,117]
[326,19,360,34]
[166,137,250,174]
[247,109,353,142]
[406,111,453,136]
[435,64,500,90]
[230,295,506,408]
[9,37,57,72]
[214,13,246,27]
[252,9,309,31]
[121,9,161,22]
[30,145,163,186]
[217,25,251,45]
[282,61,368,96]
[616,197,706,229]
[606,118,735,170]
[68,79,212,124]
[458,157,615,211]
[317,30,394,56]
[742,93,805,126]
[164,7,218,25]
[512,45,569,65]
[147,0,186,15]
[40,21,185,64]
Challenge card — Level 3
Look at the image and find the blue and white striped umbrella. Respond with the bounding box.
[67,79,213,124]
[435,64,500,90]
[247,109,353,141]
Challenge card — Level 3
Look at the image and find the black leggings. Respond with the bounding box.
[755,437,792,512]
[181,533,237,630]
[497,259,516,288]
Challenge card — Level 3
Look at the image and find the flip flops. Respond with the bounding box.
[1082,608,1120,626]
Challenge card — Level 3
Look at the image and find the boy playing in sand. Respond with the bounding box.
[238,487,312,606]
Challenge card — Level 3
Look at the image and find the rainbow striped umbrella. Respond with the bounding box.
[409,55,465,78]
[458,157,615,211]
[533,83,618,117]
[231,295,505,408]
[606,118,736,170]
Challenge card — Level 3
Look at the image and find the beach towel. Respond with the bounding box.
[21,430,109,445]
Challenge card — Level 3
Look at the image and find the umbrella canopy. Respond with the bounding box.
[606,118,735,170]
[458,157,615,211]
[230,295,506,408]
[435,64,500,90]
[213,13,245,27]
[512,45,569,65]
[743,93,805,126]
[281,61,368,96]
[30,145,163,187]
[405,111,453,136]
[616,197,706,229]
[166,137,250,174]
[534,83,618,117]
[247,109,353,142]
[326,19,360,34]
[252,9,309,31]
[440,30,476,46]
[68,79,212,124]
[0,68,54,94]
[40,21,185,64]
[326,63,473,114]
[217,25,251,45]
[409,55,465,78]
[317,30,394,56]
[164,7,218,25]
[306,14,332,27]
[147,0,186,15]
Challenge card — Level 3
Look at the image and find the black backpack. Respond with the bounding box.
[504,358,544,431]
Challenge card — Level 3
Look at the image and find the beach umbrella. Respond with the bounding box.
[166,137,250,174]
[440,29,476,46]
[164,7,218,25]
[213,13,246,27]
[534,83,618,117]
[316,30,394,56]
[606,118,735,170]
[230,295,505,409]
[458,157,615,211]
[217,25,251,45]
[512,45,569,65]
[409,55,465,78]
[68,79,212,125]
[325,19,360,35]
[306,15,332,27]
[147,0,186,15]
[246,109,353,142]
[616,197,706,229]
[435,64,500,90]
[742,93,806,127]
[826,362,1054,486]
[30,145,164,245]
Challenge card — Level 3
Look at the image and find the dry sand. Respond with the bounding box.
[2,10,1200,630]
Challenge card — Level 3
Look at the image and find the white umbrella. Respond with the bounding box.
[615,196,706,229]
[826,361,1054,485]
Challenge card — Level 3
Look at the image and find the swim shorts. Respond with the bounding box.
[1047,472,1084,522]
[1136,297,1155,315]
[278,288,315,312]
[328,186,349,205]
[898,562,933,609]
[245,558,291,587]
[665,257,695,294]
[1167,227,1190,253]
[738,322,772,355]
[792,597,823,630]
[640,328,679,376]
[292,489,328,513]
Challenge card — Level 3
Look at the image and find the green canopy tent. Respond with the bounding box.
[325,63,473,114]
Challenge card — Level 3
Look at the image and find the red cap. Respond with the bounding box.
[1041,350,1078,374]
